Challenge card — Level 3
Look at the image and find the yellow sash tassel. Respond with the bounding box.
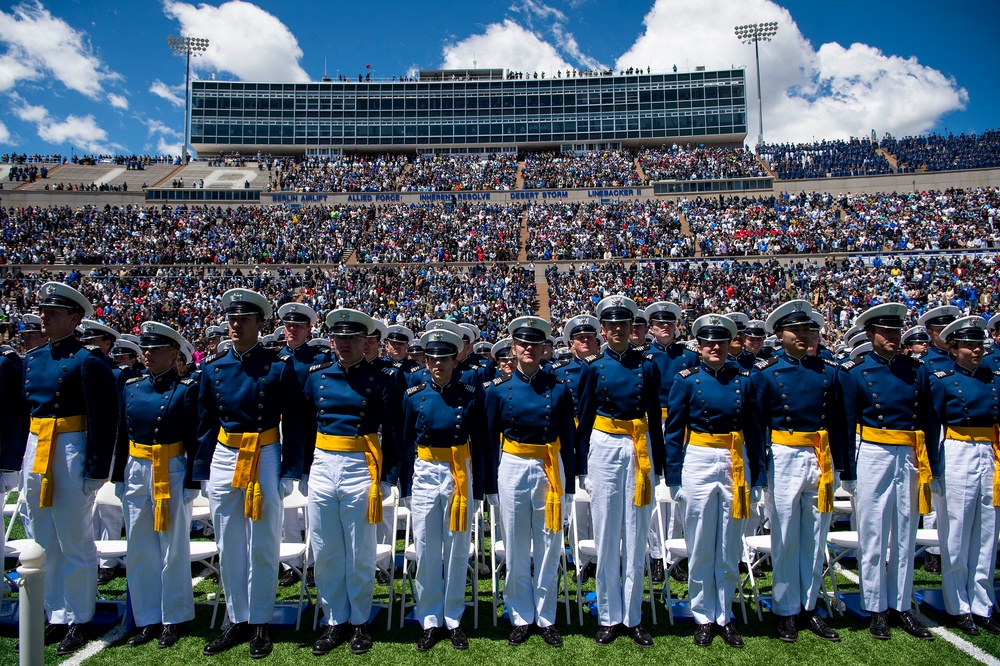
[30,416,87,508]
[219,427,279,521]
[316,432,383,524]
[593,414,653,507]
[418,442,472,532]
[501,435,563,531]
[130,440,184,531]
[861,426,931,515]
[946,426,1000,508]
[770,429,834,513]
[689,430,749,519]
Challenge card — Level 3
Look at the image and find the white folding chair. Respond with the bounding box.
[3,490,24,542]
[374,488,398,630]
[189,539,222,627]
[569,488,598,625]
[824,530,860,617]
[276,485,310,630]
[94,482,128,573]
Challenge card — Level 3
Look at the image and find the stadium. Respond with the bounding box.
[3,54,1000,666]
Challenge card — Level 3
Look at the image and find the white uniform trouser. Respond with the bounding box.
[588,430,652,628]
[498,451,564,628]
[855,440,917,613]
[22,431,98,624]
[308,449,376,627]
[766,445,831,616]
[681,444,746,626]
[94,502,124,567]
[207,442,281,625]
[937,437,999,616]
[412,456,472,630]
[123,454,195,627]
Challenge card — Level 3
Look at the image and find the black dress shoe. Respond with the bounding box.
[97,567,117,585]
[869,611,890,640]
[44,623,67,644]
[974,613,1000,635]
[249,624,272,659]
[417,627,440,652]
[158,624,180,648]
[954,613,980,636]
[694,623,714,647]
[801,611,840,642]
[777,615,798,642]
[450,627,469,650]
[305,566,315,587]
[203,622,247,656]
[540,625,563,647]
[889,609,933,641]
[627,624,653,647]
[650,559,665,584]
[924,553,942,574]
[375,568,390,585]
[718,622,744,648]
[594,624,616,645]
[509,623,533,646]
[56,624,88,655]
[313,623,351,655]
[670,565,688,583]
[277,566,300,588]
[126,624,162,647]
[350,624,373,655]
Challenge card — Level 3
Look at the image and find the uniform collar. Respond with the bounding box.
[150,367,179,388]
[953,362,978,377]
[430,378,455,392]
[338,357,367,373]
[784,352,808,365]
[232,342,261,361]
[50,334,78,350]
[514,367,542,384]
[700,361,726,377]
[871,351,895,365]
[605,345,629,361]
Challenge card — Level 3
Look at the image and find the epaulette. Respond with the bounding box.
[754,357,777,371]
[381,367,397,377]
[678,367,699,378]
[634,342,650,353]
[583,352,604,364]
[932,370,954,379]
[548,359,570,371]
[406,383,426,396]
[1,347,18,359]
[643,353,654,362]
[277,350,290,359]
[84,344,102,353]
[840,360,857,371]
[463,383,476,393]
[738,369,750,377]
[392,360,403,368]
[407,365,422,374]
[309,361,334,373]
[821,358,838,367]
[491,376,510,386]
[179,377,197,386]
[117,363,131,371]
[482,380,494,389]
[125,375,144,385]
[202,352,223,365]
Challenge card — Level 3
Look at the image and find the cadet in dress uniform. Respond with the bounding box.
[664,314,765,648]
[112,339,143,375]
[725,312,756,370]
[0,339,27,556]
[576,296,663,647]
[21,282,118,655]
[983,314,1000,372]
[112,322,200,648]
[408,340,426,366]
[902,326,932,359]
[20,313,48,352]
[485,316,575,648]
[205,325,225,356]
[744,320,769,359]
[463,323,495,376]
[194,288,306,658]
[808,312,836,361]
[629,312,650,350]
[491,338,515,380]
[385,325,421,373]
[304,308,402,656]
[753,301,844,643]
[839,303,934,641]
[926,316,1000,636]
[400,327,488,652]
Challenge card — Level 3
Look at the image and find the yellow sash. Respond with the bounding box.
[129,440,185,531]
[218,427,280,521]
[501,435,563,532]
[860,426,931,514]
[689,430,749,519]
[315,432,383,523]
[29,415,88,507]
[593,414,653,507]
[946,426,1000,507]
[661,407,668,421]
[771,429,834,513]
[418,442,472,531]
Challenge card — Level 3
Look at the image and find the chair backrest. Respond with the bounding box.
[95,481,122,508]
[4,493,25,540]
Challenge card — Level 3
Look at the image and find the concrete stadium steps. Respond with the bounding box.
[533,262,550,320]
[0,165,11,182]
[634,157,647,183]
[396,161,412,188]
[877,148,899,171]
[168,162,268,189]
[17,163,178,191]
[677,208,699,257]
[515,160,525,189]
[517,211,529,262]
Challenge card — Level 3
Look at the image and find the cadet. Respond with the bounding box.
[629,312,650,350]
[399,326,488,651]
[385,324,421,373]
[725,312,756,370]
[408,339,426,366]
[983,314,1000,371]
[840,303,934,641]
[485,316,575,648]
[919,305,961,372]
[926,316,1000,635]
[112,322,200,648]
[304,308,402,656]
[902,326,932,358]
[753,301,844,642]
[491,338,515,380]
[194,288,306,658]
[21,282,118,654]
[19,313,48,352]
[664,314,765,648]
[744,320,769,359]
[576,296,663,647]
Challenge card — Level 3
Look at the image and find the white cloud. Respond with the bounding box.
[144,118,181,138]
[149,79,185,107]
[13,98,48,123]
[10,96,118,152]
[0,120,9,144]
[108,93,128,110]
[616,0,968,143]
[0,1,119,98]
[442,19,572,74]
[163,0,309,82]
[156,136,182,157]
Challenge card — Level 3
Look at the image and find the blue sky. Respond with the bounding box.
[0,0,994,156]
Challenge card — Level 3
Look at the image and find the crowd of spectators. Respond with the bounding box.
[521,150,642,189]
[397,153,517,191]
[41,182,130,192]
[638,145,767,181]
[205,152,250,167]
[524,200,693,260]
[880,130,1000,173]
[5,164,47,184]
[266,154,408,192]
[757,138,893,179]
[2,154,63,164]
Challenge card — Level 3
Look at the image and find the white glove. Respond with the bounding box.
[930,478,943,496]
[83,478,104,496]
[840,480,856,496]
[184,489,200,503]
[486,494,499,508]
[0,470,19,494]
[298,474,309,497]
[113,482,126,502]
[750,487,764,504]
[280,479,294,499]
[666,485,682,503]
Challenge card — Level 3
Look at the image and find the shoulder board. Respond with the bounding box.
[406,365,422,374]
[179,377,197,386]
[125,375,144,385]
[392,360,403,368]
[548,359,570,370]
[202,352,222,365]
[84,344,102,353]
[739,369,750,377]
[754,357,778,371]
[277,350,290,359]
[822,358,838,367]
[381,367,397,377]
[840,360,857,371]
[933,370,954,379]
[583,352,604,364]
[643,353,654,361]
[117,363,131,371]
[2,347,18,359]
[678,367,699,378]
[406,383,426,396]
[309,361,334,373]
[995,370,1000,377]
[463,383,476,393]
[492,376,510,386]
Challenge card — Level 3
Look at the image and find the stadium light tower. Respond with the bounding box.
[167,35,209,164]
[734,21,778,147]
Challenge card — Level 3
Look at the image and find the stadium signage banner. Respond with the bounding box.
[262,187,648,205]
